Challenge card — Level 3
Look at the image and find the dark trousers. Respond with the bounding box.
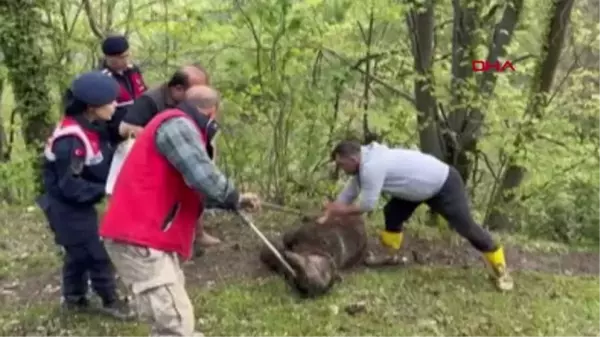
[383,166,497,252]
[62,237,117,305]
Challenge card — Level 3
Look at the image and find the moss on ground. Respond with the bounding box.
[1,267,598,336]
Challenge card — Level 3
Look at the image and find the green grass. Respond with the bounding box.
[1,267,598,336]
[0,203,595,280]
[0,206,60,278]
[0,205,598,336]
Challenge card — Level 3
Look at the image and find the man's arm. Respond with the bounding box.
[329,163,386,217]
[357,163,386,212]
[119,95,157,136]
[317,176,360,223]
[154,117,239,208]
[336,177,360,204]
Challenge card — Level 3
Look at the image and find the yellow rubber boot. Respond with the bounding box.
[483,246,514,291]
[365,231,403,266]
[380,230,403,250]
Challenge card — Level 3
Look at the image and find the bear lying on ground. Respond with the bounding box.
[259,214,367,298]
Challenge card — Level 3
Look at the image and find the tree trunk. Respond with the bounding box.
[485,0,575,231]
[406,0,447,227]
[406,0,523,227]
[406,0,523,180]
[0,78,7,162]
[447,0,524,183]
[0,1,54,194]
[406,0,445,160]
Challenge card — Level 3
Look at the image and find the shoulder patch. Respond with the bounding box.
[74,148,85,157]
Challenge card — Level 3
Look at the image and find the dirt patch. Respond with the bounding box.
[0,210,598,306]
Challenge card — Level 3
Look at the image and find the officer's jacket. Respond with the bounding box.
[37,116,116,246]
[99,63,147,108]
[100,63,147,140]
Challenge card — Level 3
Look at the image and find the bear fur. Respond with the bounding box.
[259,214,367,298]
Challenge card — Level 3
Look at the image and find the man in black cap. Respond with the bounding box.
[99,34,148,137]
[37,71,134,319]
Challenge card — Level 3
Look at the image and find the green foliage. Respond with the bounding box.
[0,0,597,244]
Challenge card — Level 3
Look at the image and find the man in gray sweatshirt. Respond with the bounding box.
[319,140,513,291]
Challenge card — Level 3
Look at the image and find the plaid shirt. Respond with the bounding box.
[155,116,238,208]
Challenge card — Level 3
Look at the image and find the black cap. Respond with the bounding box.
[70,71,120,106]
[101,35,129,56]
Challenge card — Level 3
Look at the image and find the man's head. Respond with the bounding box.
[102,35,130,72]
[331,140,362,175]
[185,85,220,119]
[167,63,210,103]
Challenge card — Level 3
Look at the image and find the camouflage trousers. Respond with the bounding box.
[103,239,198,337]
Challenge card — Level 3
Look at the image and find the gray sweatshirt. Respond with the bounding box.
[336,142,450,210]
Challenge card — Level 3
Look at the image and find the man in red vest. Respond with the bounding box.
[99,34,147,138]
[99,85,260,336]
[118,64,223,247]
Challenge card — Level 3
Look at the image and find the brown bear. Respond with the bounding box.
[259,214,368,298]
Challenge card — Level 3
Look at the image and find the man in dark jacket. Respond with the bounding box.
[118,64,222,247]
[118,63,209,137]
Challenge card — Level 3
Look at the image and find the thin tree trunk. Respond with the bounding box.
[485,0,575,231]
[0,1,54,194]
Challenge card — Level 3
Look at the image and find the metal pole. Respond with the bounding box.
[235,210,297,278]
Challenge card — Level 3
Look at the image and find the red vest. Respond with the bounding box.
[43,117,103,166]
[99,109,208,259]
[101,65,146,107]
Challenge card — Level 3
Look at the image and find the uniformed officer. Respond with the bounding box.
[36,71,133,319]
[99,34,147,138]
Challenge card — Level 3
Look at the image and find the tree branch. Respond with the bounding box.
[81,0,104,39]
[320,47,416,105]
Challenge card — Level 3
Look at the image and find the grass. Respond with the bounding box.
[0,267,598,336]
[0,205,598,336]
[0,198,595,280]
[0,206,60,279]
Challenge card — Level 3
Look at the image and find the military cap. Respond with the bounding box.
[102,35,129,55]
[70,71,119,106]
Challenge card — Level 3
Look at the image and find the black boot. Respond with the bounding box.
[61,296,90,312]
[98,297,135,321]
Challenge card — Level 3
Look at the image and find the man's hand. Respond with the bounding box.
[318,201,363,223]
[324,201,348,216]
[239,192,261,212]
[119,122,143,138]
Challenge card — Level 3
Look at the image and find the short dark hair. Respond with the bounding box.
[330,140,361,161]
[167,70,190,88]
